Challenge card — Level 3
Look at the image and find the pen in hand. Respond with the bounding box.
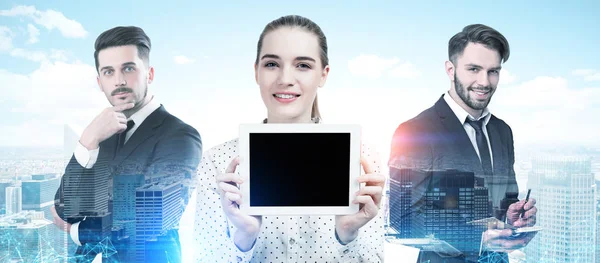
[520,189,531,219]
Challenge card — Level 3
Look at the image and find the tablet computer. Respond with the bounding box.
[238,123,361,215]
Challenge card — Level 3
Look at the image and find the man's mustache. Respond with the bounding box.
[111,87,134,96]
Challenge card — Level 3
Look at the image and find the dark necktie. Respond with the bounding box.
[465,118,493,175]
[117,120,135,151]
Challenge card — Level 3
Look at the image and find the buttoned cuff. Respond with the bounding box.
[74,141,99,169]
[70,221,82,246]
[230,234,256,262]
[334,229,363,262]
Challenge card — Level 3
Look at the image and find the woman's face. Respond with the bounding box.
[255,27,329,123]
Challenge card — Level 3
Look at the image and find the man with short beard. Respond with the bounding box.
[388,24,537,262]
[51,26,201,263]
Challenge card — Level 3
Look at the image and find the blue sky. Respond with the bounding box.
[1,1,600,154]
[1,2,599,261]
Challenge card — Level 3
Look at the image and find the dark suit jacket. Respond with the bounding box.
[54,105,202,263]
[389,95,519,262]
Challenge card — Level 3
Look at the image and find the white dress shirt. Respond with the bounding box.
[443,92,494,168]
[193,138,385,262]
[70,96,161,246]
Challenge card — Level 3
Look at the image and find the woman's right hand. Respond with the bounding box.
[216,157,262,252]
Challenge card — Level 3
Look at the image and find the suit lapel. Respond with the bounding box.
[434,95,482,172]
[113,105,168,166]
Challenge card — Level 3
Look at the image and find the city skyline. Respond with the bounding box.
[0,2,599,167]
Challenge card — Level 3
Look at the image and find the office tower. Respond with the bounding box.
[61,159,111,249]
[0,181,11,215]
[114,174,145,221]
[112,174,145,262]
[61,122,111,219]
[20,173,64,260]
[596,180,600,263]
[62,165,109,217]
[388,168,419,238]
[5,186,22,215]
[525,156,596,263]
[389,168,490,256]
[21,174,61,220]
[0,210,61,262]
[60,162,112,260]
[135,182,181,262]
[474,187,490,221]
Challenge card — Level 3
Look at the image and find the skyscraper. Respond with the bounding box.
[21,174,61,220]
[0,181,11,215]
[60,160,112,258]
[388,168,490,257]
[5,186,22,215]
[20,173,64,261]
[0,210,61,262]
[113,174,145,221]
[135,182,181,262]
[62,163,109,217]
[112,174,145,262]
[525,156,596,263]
[596,180,600,263]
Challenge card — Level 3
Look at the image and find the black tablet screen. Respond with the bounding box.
[249,133,351,207]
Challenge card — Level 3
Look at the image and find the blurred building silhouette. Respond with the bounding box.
[0,210,62,262]
[525,156,596,262]
[135,182,181,262]
[112,174,145,262]
[389,168,490,257]
[5,186,22,215]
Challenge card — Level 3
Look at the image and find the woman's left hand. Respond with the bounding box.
[335,156,385,244]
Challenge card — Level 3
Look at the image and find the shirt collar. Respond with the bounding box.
[443,91,491,125]
[128,95,161,127]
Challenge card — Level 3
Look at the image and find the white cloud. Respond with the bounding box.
[8,48,69,63]
[499,69,517,85]
[49,49,68,61]
[500,76,596,110]
[347,55,400,78]
[0,5,88,38]
[0,5,36,16]
[572,69,595,76]
[494,76,600,144]
[10,48,48,62]
[0,120,62,147]
[571,68,600,82]
[0,61,107,145]
[27,23,40,44]
[0,26,13,51]
[584,73,600,81]
[388,62,422,79]
[174,55,195,65]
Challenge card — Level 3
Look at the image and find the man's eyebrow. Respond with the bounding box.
[99,66,114,72]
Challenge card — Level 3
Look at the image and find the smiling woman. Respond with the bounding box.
[193,15,385,263]
[254,15,329,124]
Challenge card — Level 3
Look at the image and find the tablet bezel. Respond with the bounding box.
[238,123,361,215]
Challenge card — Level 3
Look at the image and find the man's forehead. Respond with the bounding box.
[98,45,140,66]
[457,43,502,67]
